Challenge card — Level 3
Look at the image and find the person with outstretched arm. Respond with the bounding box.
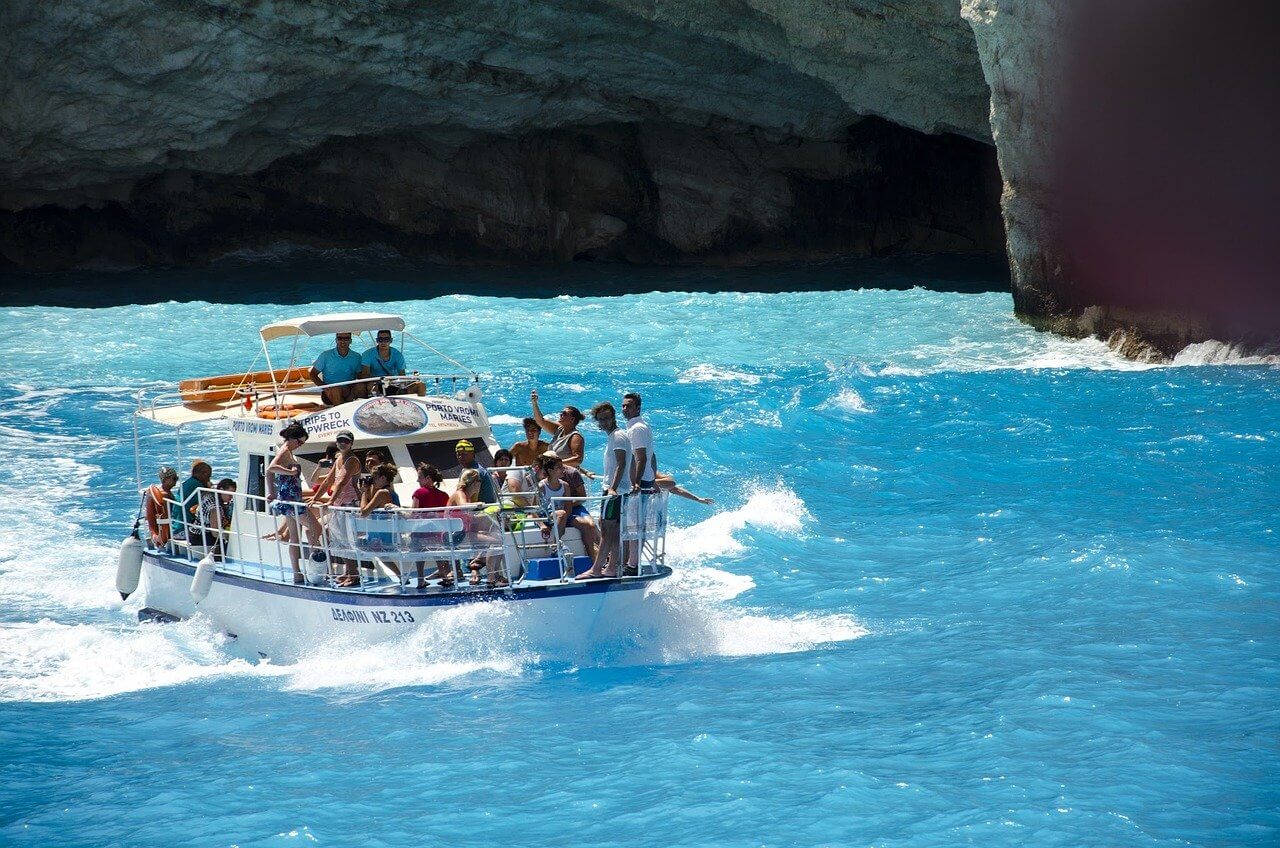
[530,389,589,473]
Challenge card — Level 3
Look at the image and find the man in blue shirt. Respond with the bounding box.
[359,329,421,395]
[173,459,212,539]
[310,332,365,405]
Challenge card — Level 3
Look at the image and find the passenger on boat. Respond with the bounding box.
[264,445,336,544]
[622,392,658,573]
[267,423,324,584]
[654,474,715,505]
[577,402,632,579]
[360,329,425,396]
[490,449,534,509]
[310,445,338,493]
[362,449,400,505]
[309,430,362,587]
[446,439,496,503]
[309,332,365,406]
[530,389,588,473]
[449,468,506,587]
[622,393,658,492]
[196,479,237,559]
[143,466,179,549]
[174,460,213,540]
[538,453,600,562]
[509,417,550,468]
[410,463,452,589]
[358,462,401,578]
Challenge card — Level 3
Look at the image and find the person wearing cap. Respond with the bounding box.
[446,439,496,504]
[310,332,365,405]
[143,466,179,548]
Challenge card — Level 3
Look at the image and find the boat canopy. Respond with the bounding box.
[259,312,405,342]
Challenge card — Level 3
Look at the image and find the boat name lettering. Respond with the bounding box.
[422,400,474,425]
[330,607,414,624]
[231,420,275,435]
[298,410,349,436]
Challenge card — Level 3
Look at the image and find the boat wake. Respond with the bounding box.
[0,483,863,703]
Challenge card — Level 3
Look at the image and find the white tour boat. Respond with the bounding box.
[119,312,671,660]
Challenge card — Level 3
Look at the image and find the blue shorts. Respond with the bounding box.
[571,504,590,520]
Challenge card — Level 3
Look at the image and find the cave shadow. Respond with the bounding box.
[0,251,1009,308]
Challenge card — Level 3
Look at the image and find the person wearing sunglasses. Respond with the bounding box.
[576,401,631,579]
[529,388,589,475]
[267,422,323,583]
[359,329,421,396]
[309,332,364,405]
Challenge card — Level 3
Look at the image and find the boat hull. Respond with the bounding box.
[139,552,668,660]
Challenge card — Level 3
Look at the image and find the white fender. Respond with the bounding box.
[303,549,329,586]
[116,535,144,600]
[190,554,217,604]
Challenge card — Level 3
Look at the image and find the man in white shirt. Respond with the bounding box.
[577,401,631,579]
[621,392,657,490]
[621,392,658,573]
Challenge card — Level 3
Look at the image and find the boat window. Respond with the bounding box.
[246,454,266,511]
[406,440,492,475]
[297,446,403,483]
[296,448,331,484]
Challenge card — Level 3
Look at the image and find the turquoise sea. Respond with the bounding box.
[1,258,1277,846]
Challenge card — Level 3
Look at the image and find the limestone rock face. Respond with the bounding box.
[0,0,1006,269]
[960,0,1064,319]
[0,0,990,208]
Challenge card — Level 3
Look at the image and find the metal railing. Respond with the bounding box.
[149,472,668,592]
[136,371,480,417]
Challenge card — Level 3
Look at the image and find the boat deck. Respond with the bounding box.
[158,549,652,597]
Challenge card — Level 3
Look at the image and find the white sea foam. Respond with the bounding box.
[486,413,523,426]
[822,388,872,414]
[667,484,810,564]
[1171,341,1280,366]
[0,618,272,703]
[677,364,763,385]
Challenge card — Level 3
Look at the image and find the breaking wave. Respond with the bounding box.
[822,388,872,414]
[1171,340,1280,366]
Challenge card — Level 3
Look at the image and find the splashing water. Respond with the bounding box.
[0,278,1276,847]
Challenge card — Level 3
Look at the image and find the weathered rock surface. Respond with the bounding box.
[0,0,990,206]
[3,0,1275,356]
[0,0,1000,269]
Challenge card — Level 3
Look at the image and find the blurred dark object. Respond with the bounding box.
[1057,0,1280,347]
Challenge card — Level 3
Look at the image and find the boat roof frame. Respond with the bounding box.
[258,311,478,400]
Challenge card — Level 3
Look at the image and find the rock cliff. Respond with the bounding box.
[0,0,1000,268]
[2,0,1275,355]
